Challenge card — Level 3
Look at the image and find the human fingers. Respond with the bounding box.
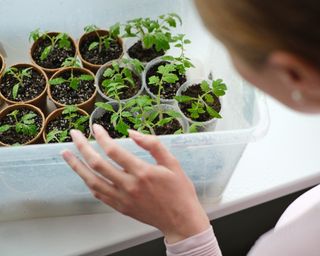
[62,149,119,197]
[128,129,181,171]
[92,124,148,174]
[70,129,128,186]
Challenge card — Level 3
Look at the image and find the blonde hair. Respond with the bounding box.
[196,0,320,68]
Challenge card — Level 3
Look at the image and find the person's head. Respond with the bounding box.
[195,0,320,113]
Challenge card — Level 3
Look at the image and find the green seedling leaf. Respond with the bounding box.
[79,74,94,81]
[49,77,66,85]
[62,105,78,115]
[89,41,99,51]
[40,45,52,61]
[175,95,193,103]
[206,105,222,119]
[0,124,12,133]
[12,83,20,99]
[84,24,99,33]
[95,102,115,113]
[200,80,210,93]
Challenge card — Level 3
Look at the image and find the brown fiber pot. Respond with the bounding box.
[48,67,97,113]
[43,107,91,143]
[0,53,5,77]
[0,63,48,110]
[30,32,77,77]
[77,29,124,73]
[0,103,45,146]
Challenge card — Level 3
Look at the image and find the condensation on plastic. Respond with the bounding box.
[0,0,269,222]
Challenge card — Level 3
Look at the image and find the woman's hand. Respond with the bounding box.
[62,124,210,243]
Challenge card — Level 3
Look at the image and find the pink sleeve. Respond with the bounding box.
[165,226,222,256]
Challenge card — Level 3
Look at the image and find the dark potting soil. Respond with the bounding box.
[0,58,3,71]
[146,61,186,100]
[179,83,221,122]
[93,111,133,139]
[50,69,95,105]
[80,34,123,65]
[46,113,90,143]
[0,108,42,145]
[153,114,182,135]
[128,41,164,63]
[32,37,76,69]
[99,69,142,100]
[0,67,46,102]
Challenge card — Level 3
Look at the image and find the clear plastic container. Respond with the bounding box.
[0,0,269,222]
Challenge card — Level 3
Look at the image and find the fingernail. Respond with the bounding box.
[70,129,81,137]
[61,149,72,160]
[128,129,143,139]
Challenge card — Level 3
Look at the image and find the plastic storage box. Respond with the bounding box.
[0,0,269,222]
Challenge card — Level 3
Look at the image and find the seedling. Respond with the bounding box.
[62,57,82,68]
[95,101,134,136]
[5,67,32,99]
[100,58,144,100]
[0,109,38,137]
[123,13,182,51]
[46,106,89,143]
[175,79,227,120]
[49,70,94,90]
[84,23,120,53]
[29,29,72,61]
[127,95,183,135]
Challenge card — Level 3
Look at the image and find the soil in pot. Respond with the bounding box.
[46,110,90,143]
[0,66,46,102]
[93,111,134,139]
[128,40,164,63]
[0,107,43,145]
[32,34,76,69]
[98,68,142,100]
[146,61,186,99]
[50,69,95,105]
[179,83,221,122]
[79,32,123,65]
[153,114,182,135]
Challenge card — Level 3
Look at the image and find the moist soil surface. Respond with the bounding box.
[50,69,95,105]
[93,111,133,139]
[153,114,182,135]
[0,67,46,102]
[80,34,123,65]
[179,83,221,122]
[0,108,42,145]
[99,69,142,100]
[146,61,186,100]
[46,113,90,143]
[32,36,76,69]
[128,40,164,63]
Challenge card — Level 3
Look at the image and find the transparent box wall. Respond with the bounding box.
[0,0,269,222]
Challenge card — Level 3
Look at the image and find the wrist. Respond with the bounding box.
[163,204,210,244]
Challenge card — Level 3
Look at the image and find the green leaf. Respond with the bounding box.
[79,74,94,81]
[12,83,20,99]
[200,80,210,93]
[21,67,32,78]
[143,34,155,49]
[104,38,110,49]
[148,75,160,85]
[84,24,99,33]
[62,105,78,115]
[166,110,181,118]
[206,105,222,119]
[70,78,80,90]
[174,128,183,134]
[121,111,132,118]
[175,95,193,103]
[40,45,52,61]
[189,123,203,133]
[57,33,71,49]
[88,41,99,51]
[109,22,120,38]
[158,117,173,126]
[21,113,37,123]
[49,77,66,85]
[162,73,178,84]
[0,124,12,133]
[103,68,115,78]
[115,120,129,136]
[154,32,170,52]
[204,94,214,103]
[212,79,227,97]
[95,102,115,113]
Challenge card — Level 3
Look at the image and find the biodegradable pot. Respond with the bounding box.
[0,63,48,109]
[77,30,124,73]
[176,79,223,131]
[48,67,97,113]
[142,57,187,104]
[95,60,143,103]
[0,103,45,146]
[124,38,166,63]
[0,53,5,77]
[30,32,77,77]
[43,107,91,143]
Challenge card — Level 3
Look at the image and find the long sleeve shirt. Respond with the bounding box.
[165,184,320,256]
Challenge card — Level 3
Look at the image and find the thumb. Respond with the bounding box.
[128,129,180,171]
